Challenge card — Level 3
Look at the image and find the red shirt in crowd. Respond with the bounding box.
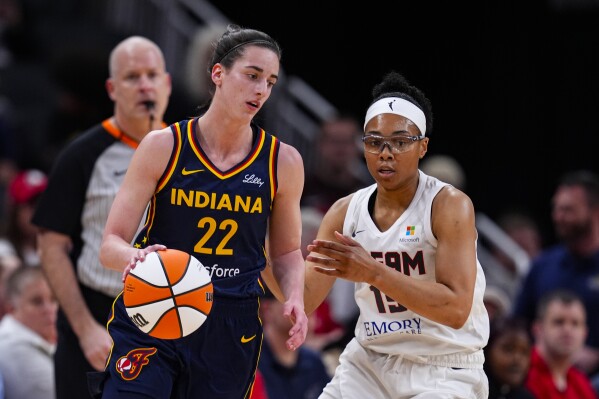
[249,369,269,399]
[525,347,598,399]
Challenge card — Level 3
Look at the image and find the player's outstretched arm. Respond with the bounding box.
[267,142,308,350]
[100,129,172,275]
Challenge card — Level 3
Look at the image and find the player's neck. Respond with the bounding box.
[196,116,253,162]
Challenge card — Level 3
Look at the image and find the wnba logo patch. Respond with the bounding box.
[116,347,157,380]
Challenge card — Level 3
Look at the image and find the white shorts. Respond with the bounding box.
[319,339,488,399]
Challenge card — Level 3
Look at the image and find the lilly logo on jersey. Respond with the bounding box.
[242,173,264,187]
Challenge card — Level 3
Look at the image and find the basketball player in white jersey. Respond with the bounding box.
[264,70,489,398]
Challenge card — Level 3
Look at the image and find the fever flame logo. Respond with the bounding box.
[116,347,157,380]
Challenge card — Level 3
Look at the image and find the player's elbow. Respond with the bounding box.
[446,301,472,329]
[98,237,116,271]
[98,245,109,270]
[448,315,468,329]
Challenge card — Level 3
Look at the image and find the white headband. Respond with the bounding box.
[363,97,426,136]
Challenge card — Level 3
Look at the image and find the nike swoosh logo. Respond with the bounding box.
[241,334,256,344]
[182,168,205,175]
[113,170,127,176]
[352,230,365,237]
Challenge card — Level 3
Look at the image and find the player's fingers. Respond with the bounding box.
[291,309,307,329]
[121,264,134,282]
[287,321,307,350]
[286,336,302,351]
[286,329,302,350]
[286,338,297,351]
[312,266,339,276]
[137,248,148,262]
[306,254,337,265]
[310,239,347,253]
[148,244,167,253]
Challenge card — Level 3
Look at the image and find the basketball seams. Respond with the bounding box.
[172,282,213,296]
[157,250,178,301]
[126,272,166,288]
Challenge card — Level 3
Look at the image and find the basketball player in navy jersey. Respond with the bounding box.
[265,71,490,398]
[32,36,172,399]
[96,25,308,398]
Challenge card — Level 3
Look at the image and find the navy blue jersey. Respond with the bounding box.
[133,118,278,298]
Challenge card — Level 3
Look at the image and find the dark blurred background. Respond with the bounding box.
[1,0,598,245]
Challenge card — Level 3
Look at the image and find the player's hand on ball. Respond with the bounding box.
[122,244,167,282]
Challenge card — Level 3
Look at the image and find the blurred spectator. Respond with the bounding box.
[497,211,543,261]
[5,169,47,266]
[249,369,269,399]
[512,170,599,378]
[0,240,20,318]
[258,292,331,399]
[419,153,466,191]
[525,289,598,399]
[302,114,372,214]
[0,0,22,67]
[484,316,534,399]
[491,210,543,276]
[482,210,542,324]
[0,158,17,231]
[0,266,58,399]
[484,285,513,325]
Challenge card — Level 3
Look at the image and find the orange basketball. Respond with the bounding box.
[123,249,213,339]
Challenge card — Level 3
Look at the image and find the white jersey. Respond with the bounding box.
[344,170,489,367]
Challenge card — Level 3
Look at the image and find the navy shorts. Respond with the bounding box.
[91,294,263,399]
